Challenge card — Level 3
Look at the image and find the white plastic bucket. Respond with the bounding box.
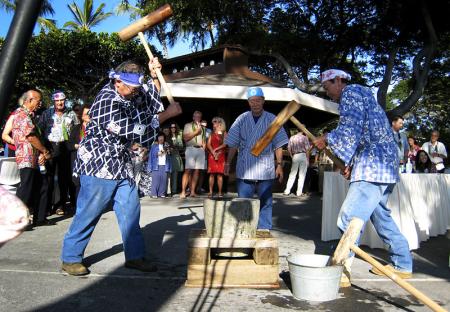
[287,254,343,302]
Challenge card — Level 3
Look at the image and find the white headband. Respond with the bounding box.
[321,69,351,83]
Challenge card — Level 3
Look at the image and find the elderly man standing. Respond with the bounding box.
[283,130,310,197]
[314,69,412,287]
[60,59,181,276]
[422,130,447,173]
[38,91,79,215]
[180,111,206,198]
[224,87,288,230]
[11,89,52,226]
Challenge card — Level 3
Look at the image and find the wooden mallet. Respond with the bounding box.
[332,218,445,312]
[251,100,345,170]
[117,4,176,105]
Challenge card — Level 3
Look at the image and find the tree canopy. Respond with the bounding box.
[1,30,152,111]
[129,0,448,117]
[117,0,449,145]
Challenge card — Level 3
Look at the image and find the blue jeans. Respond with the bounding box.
[61,175,145,263]
[337,181,412,272]
[236,179,273,229]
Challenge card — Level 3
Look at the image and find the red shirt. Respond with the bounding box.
[12,107,38,169]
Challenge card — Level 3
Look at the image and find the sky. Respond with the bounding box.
[0,0,193,58]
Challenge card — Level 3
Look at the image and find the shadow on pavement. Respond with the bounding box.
[33,208,202,312]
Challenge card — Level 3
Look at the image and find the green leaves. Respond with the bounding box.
[9,30,150,110]
[64,0,113,31]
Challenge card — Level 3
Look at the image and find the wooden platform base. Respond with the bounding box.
[185,229,280,288]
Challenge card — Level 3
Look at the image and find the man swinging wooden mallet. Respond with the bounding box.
[251,71,445,311]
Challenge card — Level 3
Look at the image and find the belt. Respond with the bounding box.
[294,151,305,154]
[50,141,65,145]
[190,145,202,148]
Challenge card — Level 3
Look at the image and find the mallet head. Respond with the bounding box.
[118,4,173,42]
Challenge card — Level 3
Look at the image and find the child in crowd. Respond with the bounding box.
[147,132,171,198]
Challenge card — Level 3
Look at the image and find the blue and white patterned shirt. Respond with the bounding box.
[327,84,399,183]
[74,81,163,181]
[225,111,288,180]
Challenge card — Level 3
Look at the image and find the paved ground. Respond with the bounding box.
[0,193,449,312]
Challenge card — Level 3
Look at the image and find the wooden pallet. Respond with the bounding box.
[186,229,279,288]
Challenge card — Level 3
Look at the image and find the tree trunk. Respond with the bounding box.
[245,48,308,91]
[386,0,437,118]
[377,45,399,110]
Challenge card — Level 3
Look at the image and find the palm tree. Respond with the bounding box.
[64,0,112,31]
[0,0,57,32]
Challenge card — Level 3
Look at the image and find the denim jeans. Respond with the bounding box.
[61,175,145,263]
[337,181,412,272]
[236,179,273,229]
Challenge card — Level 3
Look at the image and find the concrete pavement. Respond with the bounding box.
[0,193,449,311]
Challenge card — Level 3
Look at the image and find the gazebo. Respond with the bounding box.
[160,45,338,132]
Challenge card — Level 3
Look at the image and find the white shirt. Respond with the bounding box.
[422,141,447,164]
[158,144,166,165]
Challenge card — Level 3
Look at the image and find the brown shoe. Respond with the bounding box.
[62,262,89,276]
[125,259,158,272]
[370,264,412,279]
[55,208,65,216]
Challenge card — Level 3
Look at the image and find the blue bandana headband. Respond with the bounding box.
[109,70,144,87]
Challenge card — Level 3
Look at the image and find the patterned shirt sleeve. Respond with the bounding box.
[327,87,365,165]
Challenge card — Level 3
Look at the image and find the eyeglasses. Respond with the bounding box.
[212,120,220,123]
[123,83,139,94]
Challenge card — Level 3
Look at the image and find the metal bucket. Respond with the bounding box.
[287,254,343,302]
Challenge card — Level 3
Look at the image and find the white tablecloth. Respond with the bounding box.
[0,157,20,186]
[321,172,450,250]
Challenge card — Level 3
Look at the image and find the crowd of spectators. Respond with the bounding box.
[1,89,449,222]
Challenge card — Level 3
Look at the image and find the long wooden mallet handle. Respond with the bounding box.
[251,100,301,156]
[352,245,446,312]
[331,218,445,312]
[289,116,345,170]
[137,32,176,105]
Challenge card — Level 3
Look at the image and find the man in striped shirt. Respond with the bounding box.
[314,69,412,287]
[224,87,288,230]
[283,131,310,196]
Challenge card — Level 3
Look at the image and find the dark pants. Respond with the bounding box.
[16,168,48,223]
[151,166,168,197]
[48,142,75,210]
